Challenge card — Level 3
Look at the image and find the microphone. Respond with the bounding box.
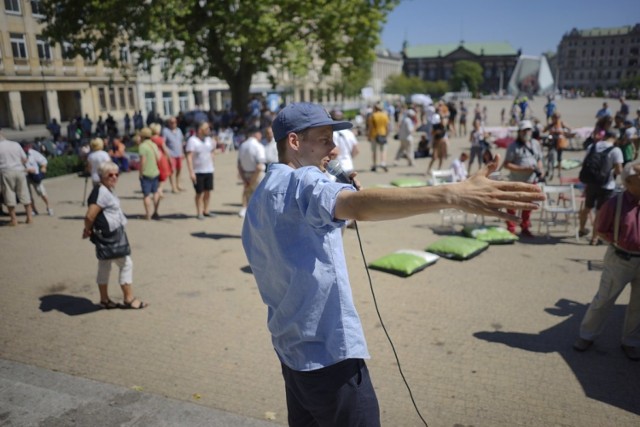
[326,160,352,184]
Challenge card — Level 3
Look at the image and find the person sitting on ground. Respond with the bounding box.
[82,161,147,310]
[108,137,129,172]
[573,160,640,361]
[451,152,469,182]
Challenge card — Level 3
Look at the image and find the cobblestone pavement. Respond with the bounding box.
[1,97,639,426]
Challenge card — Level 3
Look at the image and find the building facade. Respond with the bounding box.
[1,1,376,134]
[0,0,138,130]
[402,41,520,94]
[556,24,640,91]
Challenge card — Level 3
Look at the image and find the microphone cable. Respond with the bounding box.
[352,220,429,427]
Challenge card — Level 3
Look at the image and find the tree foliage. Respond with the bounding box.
[450,60,484,93]
[41,0,398,114]
[384,74,450,97]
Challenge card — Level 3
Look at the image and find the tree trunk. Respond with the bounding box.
[227,67,254,120]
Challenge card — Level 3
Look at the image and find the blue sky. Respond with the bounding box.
[381,0,639,56]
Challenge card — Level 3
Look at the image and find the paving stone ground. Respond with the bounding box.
[1,97,639,426]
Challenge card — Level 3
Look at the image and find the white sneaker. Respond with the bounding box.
[238,207,247,218]
[47,208,54,216]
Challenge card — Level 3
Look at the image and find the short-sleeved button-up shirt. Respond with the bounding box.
[241,163,369,371]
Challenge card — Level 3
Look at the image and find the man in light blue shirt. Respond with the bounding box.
[242,102,544,427]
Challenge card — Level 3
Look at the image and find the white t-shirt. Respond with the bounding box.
[398,116,415,141]
[451,158,468,182]
[585,141,624,190]
[26,149,48,174]
[0,139,26,172]
[88,184,127,232]
[264,139,278,165]
[333,129,358,173]
[238,137,266,173]
[87,150,111,183]
[186,135,215,173]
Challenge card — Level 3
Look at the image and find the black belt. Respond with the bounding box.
[614,247,640,260]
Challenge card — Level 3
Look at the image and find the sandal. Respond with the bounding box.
[100,299,119,309]
[122,298,147,310]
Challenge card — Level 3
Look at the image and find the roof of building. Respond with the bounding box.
[404,41,518,58]
[566,25,639,38]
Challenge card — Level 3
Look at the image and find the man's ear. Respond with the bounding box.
[288,133,300,152]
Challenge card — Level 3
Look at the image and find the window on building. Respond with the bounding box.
[631,47,639,55]
[109,87,117,109]
[5,0,21,14]
[178,91,189,112]
[162,92,173,116]
[128,87,136,108]
[620,48,624,55]
[10,33,28,60]
[36,36,52,61]
[31,0,45,16]
[98,88,107,111]
[119,87,126,109]
[144,92,156,114]
[61,41,74,60]
[119,45,130,63]
[80,43,96,63]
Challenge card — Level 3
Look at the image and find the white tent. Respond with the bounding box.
[507,55,554,96]
[410,93,433,107]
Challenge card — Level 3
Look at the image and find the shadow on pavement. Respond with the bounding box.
[191,231,240,240]
[39,294,102,316]
[474,298,640,415]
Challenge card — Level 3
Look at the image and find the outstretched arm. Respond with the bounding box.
[335,154,544,223]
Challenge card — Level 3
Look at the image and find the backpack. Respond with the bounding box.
[579,144,614,186]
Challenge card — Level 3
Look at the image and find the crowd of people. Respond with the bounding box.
[3,94,640,427]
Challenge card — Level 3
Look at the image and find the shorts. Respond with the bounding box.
[140,176,159,197]
[584,185,613,210]
[374,135,387,145]
[281,359,380,427]
[194,172,214,194]
[170,156,182,171]
[28,179,47,197]
[97,255,133,285]
[1,170,31,206]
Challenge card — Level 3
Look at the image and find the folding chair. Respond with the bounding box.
[430,169,481,227]
[537,184,580,241]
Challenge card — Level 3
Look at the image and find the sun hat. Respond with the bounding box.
[271,102,352,142]
[139,127,152,139]
[518,120,533,131]
[622,160,640,181]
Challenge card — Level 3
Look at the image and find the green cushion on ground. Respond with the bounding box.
[561,159,582,170]
[390,178,428,188]
[462,225,518,244]
[425,236,489,260]
[368,250,439,277]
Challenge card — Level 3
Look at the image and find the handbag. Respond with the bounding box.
[90,225,131,260]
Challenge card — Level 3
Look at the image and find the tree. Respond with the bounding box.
[41,0,398,115]
[450,60,483,93]
[384,74,427,96]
